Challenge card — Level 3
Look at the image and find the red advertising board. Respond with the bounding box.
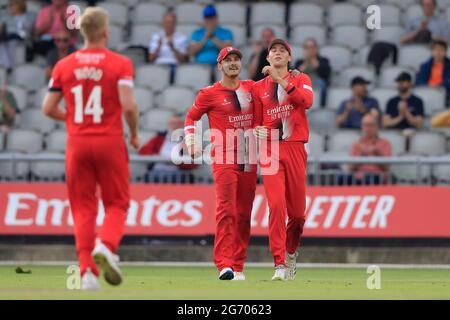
[0,184,449,237]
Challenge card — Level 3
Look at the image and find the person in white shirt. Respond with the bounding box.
[148,11,189,66]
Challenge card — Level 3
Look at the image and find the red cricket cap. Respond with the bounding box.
[217,46,242,63]
[268,38,292,55]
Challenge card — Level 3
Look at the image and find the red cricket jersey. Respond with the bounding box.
[48,47,134,136]
[252,72,313,142]
[184,80,255,170]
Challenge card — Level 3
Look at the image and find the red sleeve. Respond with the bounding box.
[48,61,63,92]
[251,84,263,127]
[138,136,160,155]
[118,57,134,87]
[284,73,314,110]
[184,88,210,135]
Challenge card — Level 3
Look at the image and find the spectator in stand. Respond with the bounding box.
[416,40,450,105]
[400,0,449,44]
[247,27,275,81]
[383,72,425,130]
[0,0,36,71]
[138,114,197,183]
[34,0,77,56]
[189,4,233,65]
[294,38,331,106]
[348,113,392,185]
[336,76,380,129]
[45,30,76,80]
[431,109,450,127]
[148,11,189,65]
[0,84,19,133]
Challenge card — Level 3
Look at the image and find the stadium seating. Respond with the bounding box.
[108,24,123,50]
[215,2,247,25]
[250,2,286,26]
[174,2,204,24]
[141,109,174,132]
[291,25,326,46]
[175,64,211,91]
[326,88,352,110]
[133,2,167,25]
[289,3,324,26]
[308,109,337,135]
[391,158,432,183]
[6,130,43,153]
[327,3,362,27]
[2,0,450,185]
[18,109,57,134]
[378,130,406,155]
[159,86,196,114]
[433,162,450,183]
[337,66,376,88]
[136,65,171,92]
[134,87,154,113]
[97,2,128,27]
[130,24,160,48]
[328,130,361,154]
[371,26,403,44]
[0,154,30,180]
[332,25,367,51]
[413,87,447,116]
[379,66,416,88]
[306,132,325,156]
[320,45,352,72]
[30,153,66,180]
[371,88,397,110]
[398,45,431,70]
[224,24,246,48]
[12,64,46,92]
[410,132,447,156]
[378,4,401,26]
[45,130,67,153]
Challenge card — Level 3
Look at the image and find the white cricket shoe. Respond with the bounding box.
[81,268,100,291]
[271,265,287,281]
[219,267,234,280]
[232,272,246,281]
[92,240,122,286]
[286,252,298,281]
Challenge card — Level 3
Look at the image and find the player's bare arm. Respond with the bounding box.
[119,84,140,150]
[42,91,67,121]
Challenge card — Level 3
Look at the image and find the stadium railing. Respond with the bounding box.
[1,154,450,186]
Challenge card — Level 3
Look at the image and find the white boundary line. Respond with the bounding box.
[1,261,450,269]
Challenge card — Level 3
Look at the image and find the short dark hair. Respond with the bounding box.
[431,39,448,51]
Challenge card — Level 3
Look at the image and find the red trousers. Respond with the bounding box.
[66,135,130,276]
[262,141,307,266]
[212,165,257,272]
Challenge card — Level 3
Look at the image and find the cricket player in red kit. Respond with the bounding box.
[184,47,257,281]
[42,8,140,290]
[252,39,313,281]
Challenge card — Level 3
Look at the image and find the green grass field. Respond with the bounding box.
[0,265,449,300]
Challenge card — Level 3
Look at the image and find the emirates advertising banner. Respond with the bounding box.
[0,184,449,237]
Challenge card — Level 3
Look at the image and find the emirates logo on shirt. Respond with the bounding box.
[222,98,231,105]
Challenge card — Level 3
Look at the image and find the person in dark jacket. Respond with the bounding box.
[416,40,450,105]
[294,38,331,106]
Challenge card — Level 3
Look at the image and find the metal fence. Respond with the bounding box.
[1,154,450,186]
